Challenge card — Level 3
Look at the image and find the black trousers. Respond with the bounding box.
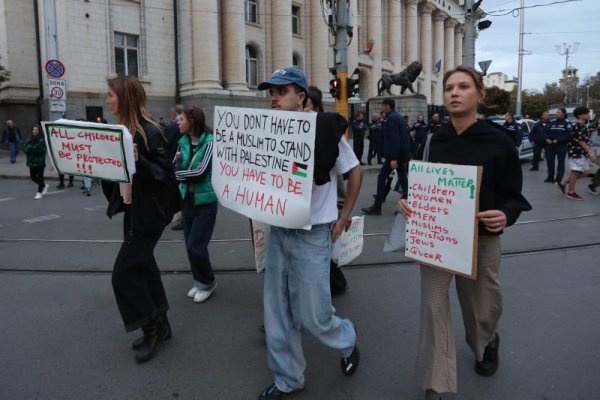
[353,133,365,163]
[112,208,168,332]
[531,143,544,168]
[29,166,45,192]
[368,135,383,164]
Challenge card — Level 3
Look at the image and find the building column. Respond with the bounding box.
[444,19,457,73]
[271,0,292,70]
[309,0,328,91]
[405,0,419,64]
[432,11,446,104]
[190,0,222,91]
[419,2,435,101]
[368,0,382,96]
[388,0,402,71]
[454,24,464,67]
[222,0,248,91]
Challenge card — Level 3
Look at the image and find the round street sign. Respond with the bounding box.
[45,59,65,78]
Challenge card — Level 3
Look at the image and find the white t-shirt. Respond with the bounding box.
[310,137,359,225]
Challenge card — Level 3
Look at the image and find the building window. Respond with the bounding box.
[114,32,138,76]
[292,5,301,35]
[245,0,258,23]
[246,45,259,87]
[292,52,302,69]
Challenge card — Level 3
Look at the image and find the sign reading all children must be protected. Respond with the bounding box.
[405,161,482,279]
[212,106,316,229]
[41,119,135,183]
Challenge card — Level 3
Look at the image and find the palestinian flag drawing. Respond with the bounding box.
[292,162,308,178]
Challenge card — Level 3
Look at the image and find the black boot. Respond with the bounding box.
[132,315,171,351]
[361,202,381,216]
[475,333,500,376]
[134,316,170,363]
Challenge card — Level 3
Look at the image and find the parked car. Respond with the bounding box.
[487,116,535,160]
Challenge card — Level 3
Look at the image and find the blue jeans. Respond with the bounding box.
[8,142,19,162]
[263,224,356,392]
[182,198,217,289]
[545,143,566,181]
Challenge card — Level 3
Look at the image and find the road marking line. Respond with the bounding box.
[84,205,105,211]
[43,191,65,196]
[0,197,15,202]
[23,214,61,224]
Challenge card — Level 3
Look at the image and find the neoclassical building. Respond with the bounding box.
[0,0,465,128]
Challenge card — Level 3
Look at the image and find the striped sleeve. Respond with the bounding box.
[175,141,213,181]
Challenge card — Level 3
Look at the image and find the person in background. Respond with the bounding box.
[397,66,531,400]
[103,75,180,364]
[556,107,597,200]
[545,107,572,184]
[411,114,429,147]
[502,112,523,148]
[367,112,384,165]
[175,106,218,303]
[23,125,48,199]
[528,111,550,171]
[351,112,367,165]
[164,104,185,231]
[2,119,22,163]
[57,173,74,189]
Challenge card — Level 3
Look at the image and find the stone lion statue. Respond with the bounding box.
[377,61,423,96]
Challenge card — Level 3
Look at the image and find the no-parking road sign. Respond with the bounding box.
[45,59,65,78]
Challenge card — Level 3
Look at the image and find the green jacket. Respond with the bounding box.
[175,132,217,206]
[23,136,46,167]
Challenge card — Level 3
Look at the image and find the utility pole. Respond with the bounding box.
[44,0,63,121]
[555,42,580,105]
[333,0,350,123]
[463,0,476,68]
[515,0,524,117]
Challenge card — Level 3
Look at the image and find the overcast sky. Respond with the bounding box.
[475,0,599,92]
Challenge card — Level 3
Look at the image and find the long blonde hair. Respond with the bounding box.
[107,76,162,149]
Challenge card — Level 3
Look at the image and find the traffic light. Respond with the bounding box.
[329,78,341,99]
[346,77,360,98]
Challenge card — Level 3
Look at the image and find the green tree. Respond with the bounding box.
[481,86,511,115]
[543,82,565,105]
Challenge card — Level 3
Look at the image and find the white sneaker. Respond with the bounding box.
[187,286,198,298]
[193,283,217,303]
[42,184,49,195]
[34,192,42,200]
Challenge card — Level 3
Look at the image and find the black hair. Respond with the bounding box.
[307,86,324,112]
[573,106,590,118]
[382,98,395,109]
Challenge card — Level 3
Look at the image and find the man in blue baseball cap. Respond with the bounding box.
[256,67,361,400]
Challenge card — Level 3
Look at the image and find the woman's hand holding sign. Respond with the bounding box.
[476,210,507,233]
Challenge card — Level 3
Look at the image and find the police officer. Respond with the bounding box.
[545,107,572,183]
[367,112,383,165]
[502,112,523,147]
[529,111,550,171]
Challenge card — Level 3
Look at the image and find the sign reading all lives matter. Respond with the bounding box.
[41,119,135,182]
[405,161,482,279]
[212,106,316,229]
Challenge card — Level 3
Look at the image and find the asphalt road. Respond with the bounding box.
[1,156,600,399]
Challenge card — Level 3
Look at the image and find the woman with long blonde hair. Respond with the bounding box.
[103,75,180,364]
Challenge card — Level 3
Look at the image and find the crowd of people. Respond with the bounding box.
[2,65,598,400]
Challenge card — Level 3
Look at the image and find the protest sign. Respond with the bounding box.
[41,119,135,182]
[212,106,316,229]
[331,216,364,267]
[250,219,270,273]
[404,161,482,279]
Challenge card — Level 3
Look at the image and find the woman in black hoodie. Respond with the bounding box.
[398,66,531,400]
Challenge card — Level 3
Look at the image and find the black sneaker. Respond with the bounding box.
[341,344,360,376]
[543,177,554,183]
[588,184,599,195]
[56,183,65,189]
[257,383,304,400]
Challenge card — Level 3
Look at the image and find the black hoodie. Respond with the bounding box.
[424,120,531,234]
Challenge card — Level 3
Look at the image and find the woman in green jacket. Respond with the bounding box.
[175,106,218,303]
[23,125,49,199]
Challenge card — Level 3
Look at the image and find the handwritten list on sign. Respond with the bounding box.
[41,119,135,182]
[212,106,316,229]
[405,161,482,279]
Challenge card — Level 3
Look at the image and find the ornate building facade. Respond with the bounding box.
[0,0,465,128]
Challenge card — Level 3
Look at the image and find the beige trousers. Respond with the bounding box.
[414,235,502,393]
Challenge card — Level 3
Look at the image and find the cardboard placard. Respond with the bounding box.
[331,216,364,266]
[41,119,135,182]
[404,161,482,279]
[212,107,316,229]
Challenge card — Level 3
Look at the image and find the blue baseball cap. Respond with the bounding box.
[258,67,309,94]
